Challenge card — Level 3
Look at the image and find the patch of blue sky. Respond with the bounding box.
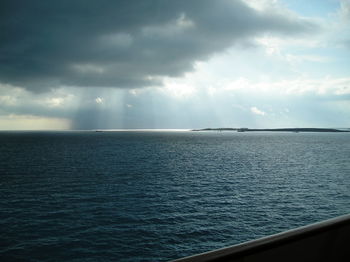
[280,0,340,17]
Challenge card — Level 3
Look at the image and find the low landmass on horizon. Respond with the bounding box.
[192,128,350,133]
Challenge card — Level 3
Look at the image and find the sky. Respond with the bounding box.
[0,0,349,130]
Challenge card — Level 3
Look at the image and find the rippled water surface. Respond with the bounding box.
[1,131,349,261]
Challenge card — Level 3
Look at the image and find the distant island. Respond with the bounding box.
[192,128,350,133]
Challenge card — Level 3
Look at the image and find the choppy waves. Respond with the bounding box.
[0,131,349,261]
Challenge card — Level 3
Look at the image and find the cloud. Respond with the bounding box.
[95,97,103,104]
[0,0,316,92]
[250,107,266,116]
[0,114,71,130]
[340,0,350,20]
[1,75,349,130]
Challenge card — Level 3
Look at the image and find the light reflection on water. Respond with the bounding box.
[0,131,349,261]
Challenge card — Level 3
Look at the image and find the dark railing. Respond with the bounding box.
[170,213,350,262]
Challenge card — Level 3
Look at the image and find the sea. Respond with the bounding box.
[0,130,349,261]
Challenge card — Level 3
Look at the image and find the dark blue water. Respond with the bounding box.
[0,131,349,261]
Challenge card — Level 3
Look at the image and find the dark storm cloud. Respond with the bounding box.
[0,0,316,92]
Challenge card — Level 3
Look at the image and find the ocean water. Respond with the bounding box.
[0,131,349,261]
